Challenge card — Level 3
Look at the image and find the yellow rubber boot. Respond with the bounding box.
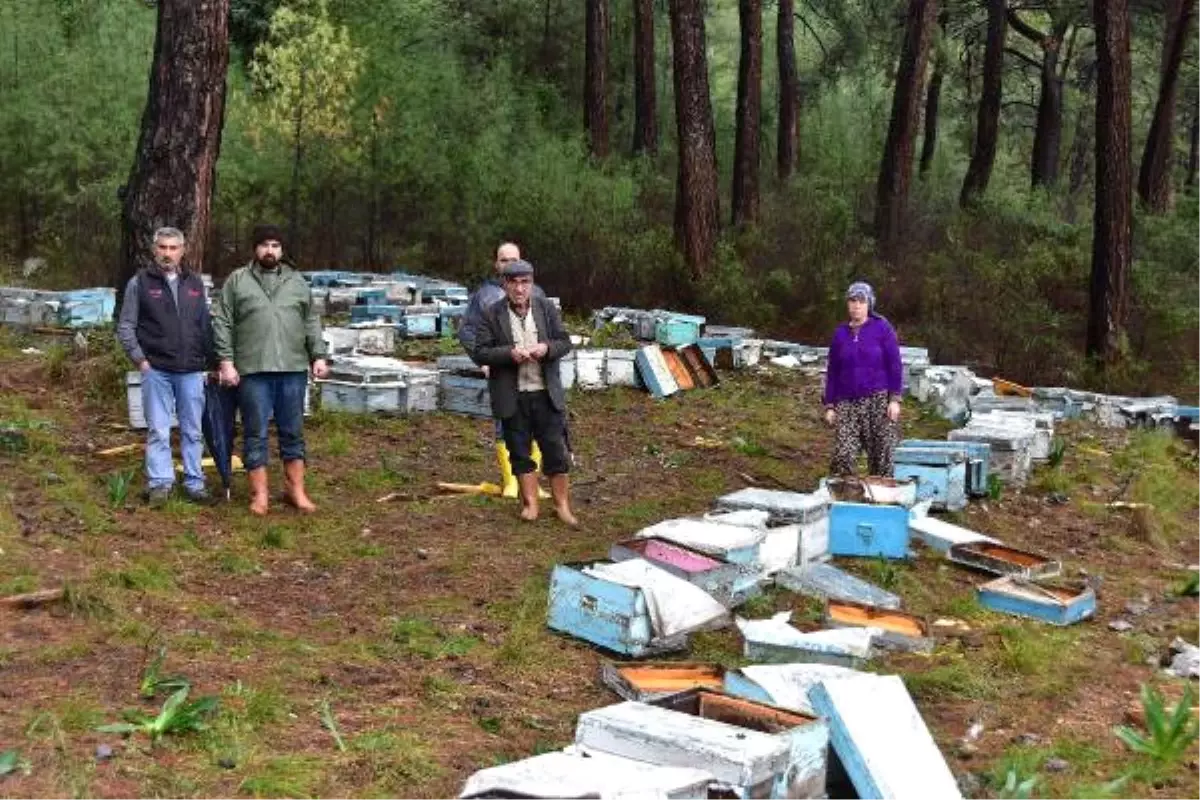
[531,442,552,500]
[496,442,519,499]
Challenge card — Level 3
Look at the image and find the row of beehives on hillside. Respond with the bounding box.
[912,363,1196,434]
[477,478,1090,797]
[0,287,116,329]
[303,270,471,339]
[593,306,936,395]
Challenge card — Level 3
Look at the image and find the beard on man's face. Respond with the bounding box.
[258,253,279,268]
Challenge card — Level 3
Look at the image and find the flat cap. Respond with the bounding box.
[501,258,534,277]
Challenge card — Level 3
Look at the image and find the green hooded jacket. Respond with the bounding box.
[212,261,326,374]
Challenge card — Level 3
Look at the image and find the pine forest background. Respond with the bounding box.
[0,0,1196,396]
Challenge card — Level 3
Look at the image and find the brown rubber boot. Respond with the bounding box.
[283,460,317,513]
[549,473,578,528]
[517,473,540,521]
[247,467,269,516]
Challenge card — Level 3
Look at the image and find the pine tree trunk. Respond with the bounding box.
[1030,45,1065,188]
[1137,0,1197,212]
[874,0,938,261]
[1087,0,1133,364]
[118,0,229,302]
[919,47,945,176]
[1187,109,1199,187]
[632,0,658,154]
[960,0,1006,205]
[732,0,763,227]
[585,0,611,158]
[776,0,799,181]
[1065,62,1096,222]
[670,0,720,280]
[1009,11,1069,189]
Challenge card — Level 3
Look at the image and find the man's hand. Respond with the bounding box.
[312,359,329,379]
[218,360,240,387]
[138,359,151,374]
[527,342,549,361]
[511,346,531,363]
[887,400,901,422]
[823,408,836,427]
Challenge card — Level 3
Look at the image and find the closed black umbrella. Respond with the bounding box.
[202,379,238,500]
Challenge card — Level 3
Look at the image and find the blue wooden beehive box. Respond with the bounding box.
[547,562,687,657]
[695,336,741,370]
[976,576,1096,626]
[655,315,703,347]
[1176,405,1199,422]
[350,303,404,325]
[56,288,116,327]
[828,502,910,559]
[354,288,388,305]
[302,270,363,288]
[893,446,968,511]
[438,304,465,337]
[901,438,991,497]
[439,374,491,417]
[634,345,679,398]
[398,313,438,338]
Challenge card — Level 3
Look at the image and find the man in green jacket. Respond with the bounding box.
[212,225,329,515]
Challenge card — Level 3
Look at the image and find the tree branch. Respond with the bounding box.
[1005,47,1043,69]
[1060,24,1080,77]
[795,12,829,62]
[1007,9,1047,45]
[1002,99,1040,111]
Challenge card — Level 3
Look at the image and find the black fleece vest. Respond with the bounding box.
[135,268,208,373]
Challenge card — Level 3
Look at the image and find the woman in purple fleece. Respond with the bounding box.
[822,281,903,476]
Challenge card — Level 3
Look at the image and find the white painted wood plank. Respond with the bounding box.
[638,519,765,558]
[909,516,999,554]
[459,747,715,798]
[732,664,865,716]
[575,701,791,788]
[809,674,961,799]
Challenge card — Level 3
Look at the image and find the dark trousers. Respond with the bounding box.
[240,372,307,470]
[501,390,570,476]
[830,391,899,477]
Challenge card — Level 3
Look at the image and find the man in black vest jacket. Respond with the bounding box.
[116,227,212,507]
[473,259,577,526]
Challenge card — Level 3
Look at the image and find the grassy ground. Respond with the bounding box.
[0,327,1197,798]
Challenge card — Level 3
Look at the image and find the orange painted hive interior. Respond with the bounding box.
[960,543,1048,568]
[619,664,725,693]
[828,601,926,637]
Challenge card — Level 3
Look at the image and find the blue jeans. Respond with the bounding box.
[142,368,205,492]
[239,372,307,470]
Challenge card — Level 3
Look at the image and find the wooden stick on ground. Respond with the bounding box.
[97,443,142,457]
[0,587,65,609]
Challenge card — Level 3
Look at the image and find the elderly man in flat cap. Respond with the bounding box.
[212,224,329,516]
[472,259,577,526]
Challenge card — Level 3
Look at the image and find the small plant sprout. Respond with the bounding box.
[138,645,191,699]
[1113,682,1199,765]
[97,686,218,745]
[319,699,347,752]
[998,768,1038,799]
[107,470,136,508]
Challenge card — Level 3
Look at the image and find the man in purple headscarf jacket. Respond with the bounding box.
[823,281,903,476]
